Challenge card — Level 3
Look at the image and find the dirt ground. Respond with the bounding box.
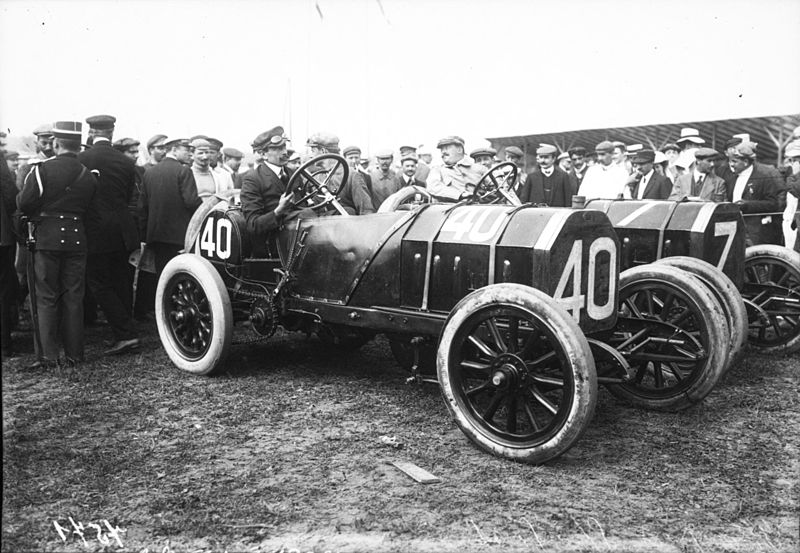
[2,321,798,553]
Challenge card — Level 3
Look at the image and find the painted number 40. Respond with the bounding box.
[196,216,232,260]
[553,237,617,322]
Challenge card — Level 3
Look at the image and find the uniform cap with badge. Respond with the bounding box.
[252,126,289,151]
[85,114,116,130]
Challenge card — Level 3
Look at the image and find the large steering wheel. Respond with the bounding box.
[473,161,522,206]
[286,154,350,216]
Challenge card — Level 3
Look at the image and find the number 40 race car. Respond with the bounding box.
[155,155,742,465]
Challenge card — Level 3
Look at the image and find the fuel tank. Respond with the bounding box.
[586,199,746,288]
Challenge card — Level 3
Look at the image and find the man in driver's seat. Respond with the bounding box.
[426,136,488,201]
[240,126,298,256]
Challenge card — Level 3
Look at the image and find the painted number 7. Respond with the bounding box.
[714,221,737,270]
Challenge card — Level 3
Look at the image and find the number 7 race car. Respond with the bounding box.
[156,155,730,465]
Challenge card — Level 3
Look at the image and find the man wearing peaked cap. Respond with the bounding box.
[16,124,56,189]
[578,140,630,200]
[398,154,426,189]
[517,144,572,207]
[728,141,783,245]
[190,138,234,200]
[627,149,672,200]
[501,146,527,194]
[426,135,488,201]
[240,126,304,256]
[307,131,374,215]
[369,148,401,210]
[470,146,497,169]
[145,134,168,169]
[17,121,98,367]
[79,114,142,355]
[668,147,727,203]
[343,145,373,195]
[221,147,244,189]
[567,146,588,195]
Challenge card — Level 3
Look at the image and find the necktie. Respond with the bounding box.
[279,168,288,185]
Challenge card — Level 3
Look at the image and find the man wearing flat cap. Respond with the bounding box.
[728,142,783,246]
[240,126,300,256]
[567,147,588,195]
[16,124,56,190]
[624,149,672,200]
[518,144,572,207]
[190,138,234,199]
[78,115,143,355]
[398,155,426,188]
[18,121,98,367]
[221,147,244,189]
[557,151,572,174]
[306,133,374,215]
[426,136,488,201]
[503,145,528,192]
[578,141,630,200]
[139,137,201,273]
[369,149,402,210]
[470,147,496,170]
[343,145,373,194]
[668,148,727,202]
[145,134,168,170]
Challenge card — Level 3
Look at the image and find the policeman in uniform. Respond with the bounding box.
[79,115,141,355]
[427,136,488,201]
[17,121,97,368]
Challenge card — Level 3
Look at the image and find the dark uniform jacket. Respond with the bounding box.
[78,140,139,253]
[518,167,572,207]
[17,153,97,251]
[241,163,292,237]
[630,171,672,200]
[1,161,17,246]
[138,157,201,246]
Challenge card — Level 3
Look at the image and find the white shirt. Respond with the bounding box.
[733,164,753,202]
[578,162,630,200]
[264,161,283,179]
[540,166,554,177]
[637,169,654,199]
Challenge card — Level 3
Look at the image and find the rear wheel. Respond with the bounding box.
[742,245,800,354]
[156,254,233,375]
[604,265,728,411]
[656,256,748,369]
[437,284,597,465]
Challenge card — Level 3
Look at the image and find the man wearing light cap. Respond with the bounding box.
[426,136,487,201]
[674,127,705,175]
[578,140,630,200]
[470,146,496,170]
[668,148,727,202]
[79,114,142,355]
[369,149,402,210]
[145,134,168,170]
[518,144,572,207]
[16,124,55,190]
[728,141,783,245]
[398,154,426,188]
[625,149,672,200]
[557,151,571,173]
[139,137,200,272]
[18,121,98,367]
[221,147,244,189]
[190,138,233,199]
[307,132,374,215]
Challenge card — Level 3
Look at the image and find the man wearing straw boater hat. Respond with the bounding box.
[17,121,98,368]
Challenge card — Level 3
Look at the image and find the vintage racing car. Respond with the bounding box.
[156,155,729,464]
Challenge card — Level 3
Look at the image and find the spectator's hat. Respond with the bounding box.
[147,134,168,149]
[190,137,212,150]
[631,149,656,164]
[206,137,223,151]
[252,126,288,150]
[661,143,680,154]
[222,147,244,159]
[33,123,54,137]
[400,153,419,164]
[343,145,362,157]
[536,144,558,156]
[676,127,705,145]
[595,140,614,153]
[557,151,570,161]
[417,144,432,156]
[5,150,19,160]
[436,136,465,149]
[654,151,668,165]
[568,146,587,157]
[733,142,757,160]
[785,143,800,158]
[399,144,417,154]
[504,146,524,158]
[51,121,83,139]
[85,114,116,130]
[470,146,496,158]
[306,132,340,153]
[113,137,140,151]
[694,147,721,161]
[375,148,394,159]
[626,144,643,155]
[164,137,190,148]
[611,140,626,151]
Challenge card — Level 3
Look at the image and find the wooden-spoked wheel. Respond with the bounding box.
[742,244,800,354]
[604,265,728,411]
[287,153,350,215]
[156,254,233,375]
[473,162,521,205]
[437,283,597,464]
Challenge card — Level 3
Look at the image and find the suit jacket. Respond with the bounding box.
[338,171,375,215]
[728,162,781,213]
[668,171,727,202]
[518,167,572,207]
[630,171,672,200]
[18,153,97,252]
[78,140,139,253]
[138,157,200,246]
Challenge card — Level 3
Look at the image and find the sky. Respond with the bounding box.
[1,0,799,158]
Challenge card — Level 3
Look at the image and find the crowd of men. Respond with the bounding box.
[1,116,799,367]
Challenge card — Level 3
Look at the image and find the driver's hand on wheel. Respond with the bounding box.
[275,193,293,218]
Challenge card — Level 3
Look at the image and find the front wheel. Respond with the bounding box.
[437,283,597,465]
[156,254,233,375]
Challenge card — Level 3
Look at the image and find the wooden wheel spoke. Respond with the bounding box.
[525,350,557,369]
[461,360,492,371]
[507,317,519,353]
[481,392,505,421]
[530,373,564,387]
[506,394,518,433]
[466,381,492,397]
[653,362,664,388]
[658,292,675,320]
[468,334,499,359]
[523,402,541,432]
[485,318,507,352]
[528,385,558,415]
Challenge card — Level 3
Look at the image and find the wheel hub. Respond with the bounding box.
[490,354,527,389]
